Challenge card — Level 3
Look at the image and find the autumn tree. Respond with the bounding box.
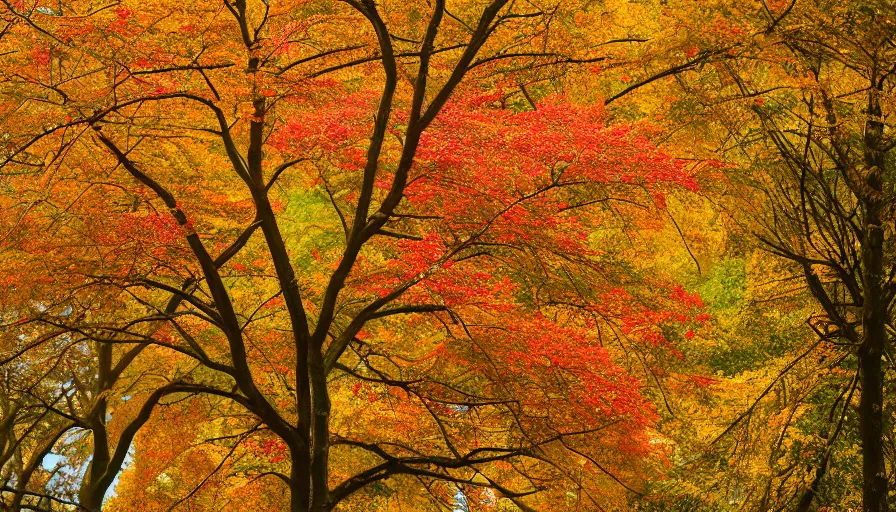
[0,0,712,511]
[637,0,896,509]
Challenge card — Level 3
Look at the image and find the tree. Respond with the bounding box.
[0,0,711,511]
[646,0,895,509]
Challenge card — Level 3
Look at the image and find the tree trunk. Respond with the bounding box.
[285,364,330,512]
[79,346,112,512]
[290,449,311,512]
[309,349,331,512]
[858,328,888,512]
[858,81,889,512]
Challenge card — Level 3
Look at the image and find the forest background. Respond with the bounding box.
[0,0,893,511]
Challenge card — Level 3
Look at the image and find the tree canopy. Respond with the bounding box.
[0,0,894,511]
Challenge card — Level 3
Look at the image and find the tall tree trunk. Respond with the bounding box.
[78,417,109,512]
[858,320,887,512]
[309,349,330,512]
[290,441,311,512]
[858,81,889,512]
[79,343,113,512]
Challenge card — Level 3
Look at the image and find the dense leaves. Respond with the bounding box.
[1,0,893,511]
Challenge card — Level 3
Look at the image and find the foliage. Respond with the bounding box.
[1,0,893,511]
